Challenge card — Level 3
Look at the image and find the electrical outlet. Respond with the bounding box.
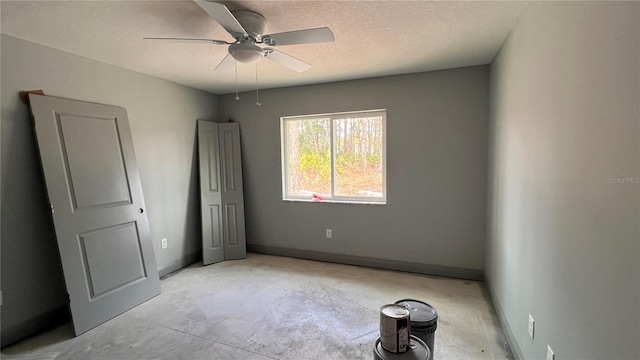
[161,238,168,249]
[546,345,555,360]
[528,314,535,339]
[326,229,332,238]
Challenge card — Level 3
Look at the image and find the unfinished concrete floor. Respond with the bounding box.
[2,254,508,359]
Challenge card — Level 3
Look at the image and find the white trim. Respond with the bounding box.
[280,117,288,200]
[283,108,387,120]
[280,109,387,204]
[330,119,336,198]
[282,199,385,205]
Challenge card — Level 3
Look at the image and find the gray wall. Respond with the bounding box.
[218,67,489,277]
[1,34,218,344]
[487,2,639,359]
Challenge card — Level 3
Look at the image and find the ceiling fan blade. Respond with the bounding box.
[215,53,236,72]
[262,27,335,46]
[143,37,229,45]
[194,0,248,39]
[264,49,311,73]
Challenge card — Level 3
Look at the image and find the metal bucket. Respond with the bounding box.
[395,299,438,360]
[380,304,411,353]
[373,335,430,360]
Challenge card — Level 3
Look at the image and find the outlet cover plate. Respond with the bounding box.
[161,238,168,249]
[326,229,332,238]
[528,314,535,339]
[546,345,555,360]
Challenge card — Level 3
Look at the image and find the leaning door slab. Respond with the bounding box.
[217,123,246,261]
[29,94,160,335]
[198,121,246,265]
[198,120,225,265]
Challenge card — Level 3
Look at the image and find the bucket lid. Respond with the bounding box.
[374,336,430,360]
[381,304,410,319]
[395,299,437,323]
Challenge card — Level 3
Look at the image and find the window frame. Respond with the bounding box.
[280,109,387,204]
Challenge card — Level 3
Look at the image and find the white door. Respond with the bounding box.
[198,121,246,265]
[198,120,224,265]
[29,94,161,335]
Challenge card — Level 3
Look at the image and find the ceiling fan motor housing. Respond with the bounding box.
[227,10,266,64]
[232,10,266,40]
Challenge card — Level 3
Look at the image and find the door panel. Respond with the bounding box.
[224,204,239,246]
[198,121,224,265]
[208,205,222,249]
[207,130,220,193]
[58,114,132,208]
[78,222,146,299]
[222,129,237,191]
[29,95,160,335]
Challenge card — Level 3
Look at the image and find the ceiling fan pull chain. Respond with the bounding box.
[234,49,240,101]
[255,62,261,106]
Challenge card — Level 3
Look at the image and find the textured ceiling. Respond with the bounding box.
[1,1,528,94]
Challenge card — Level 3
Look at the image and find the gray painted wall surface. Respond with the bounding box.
[1,34,218,340]
[487,2,639,359]
[218,67,489,271]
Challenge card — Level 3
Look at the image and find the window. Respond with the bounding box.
[281,109,386,204]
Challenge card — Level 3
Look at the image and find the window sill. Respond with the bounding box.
[283,198,386,205]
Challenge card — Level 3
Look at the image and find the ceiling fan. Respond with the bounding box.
[144,0,335,73]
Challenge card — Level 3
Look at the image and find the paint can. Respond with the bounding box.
[379,304,411,353]
[373,335,430,360]
[395,299,438,360]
